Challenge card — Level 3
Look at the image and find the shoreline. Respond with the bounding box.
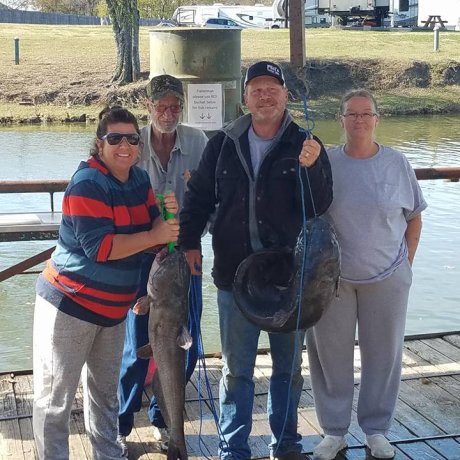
[1,87,460,126]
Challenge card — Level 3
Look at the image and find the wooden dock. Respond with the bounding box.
[1,332,459,459]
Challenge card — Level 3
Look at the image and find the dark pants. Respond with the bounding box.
[117,253,202,436]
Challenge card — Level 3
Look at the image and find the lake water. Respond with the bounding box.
[0,115,459,373]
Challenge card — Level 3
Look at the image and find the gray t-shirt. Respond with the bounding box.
[138,123,208,210]
[326,144,427,283]
[248,125,274,176]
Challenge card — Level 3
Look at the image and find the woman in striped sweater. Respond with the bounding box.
[33,106,179,460]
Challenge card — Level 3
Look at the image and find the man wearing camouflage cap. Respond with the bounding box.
[117,74,208,456]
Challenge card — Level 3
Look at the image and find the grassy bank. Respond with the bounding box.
[0,24,459,123]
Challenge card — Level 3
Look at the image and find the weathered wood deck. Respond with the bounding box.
[1,333,460,460]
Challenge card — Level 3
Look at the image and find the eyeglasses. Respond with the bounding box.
[152,104,183,114]
[100,132,140,145]
[341,112,377,120]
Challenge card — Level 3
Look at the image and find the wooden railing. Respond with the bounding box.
[0,167,459,284]
[0,179,68,212]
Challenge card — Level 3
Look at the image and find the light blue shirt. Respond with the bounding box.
[138,123,208,210]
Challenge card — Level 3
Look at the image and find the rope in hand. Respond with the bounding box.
[272,84,319,459]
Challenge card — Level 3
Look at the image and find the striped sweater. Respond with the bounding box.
[36,157,160,327]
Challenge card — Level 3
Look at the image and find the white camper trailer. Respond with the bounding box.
[172,1,329,29]
[172,3,284,29]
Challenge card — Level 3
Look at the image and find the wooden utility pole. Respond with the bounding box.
[289,0,305,67]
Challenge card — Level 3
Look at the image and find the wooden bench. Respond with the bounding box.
[421,15,448,29]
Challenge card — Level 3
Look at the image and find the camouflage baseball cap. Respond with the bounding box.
[146,74,184,102]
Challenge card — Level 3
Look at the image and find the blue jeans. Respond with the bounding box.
[118,253,202,436]
[217,289,304,460]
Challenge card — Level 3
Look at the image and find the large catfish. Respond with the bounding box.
[137,250,192,460]
[233,216,340,333]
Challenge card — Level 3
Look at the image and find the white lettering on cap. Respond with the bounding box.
[266,64,280,76]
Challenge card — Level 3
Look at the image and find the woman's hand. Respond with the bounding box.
[299,137,321,168]
[162,191,179,216]
[148,217,179,247]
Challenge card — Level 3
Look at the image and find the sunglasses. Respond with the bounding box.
[152,104,183,114]
[100,132,140,146]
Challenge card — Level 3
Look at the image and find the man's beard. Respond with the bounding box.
[152,118,179,134]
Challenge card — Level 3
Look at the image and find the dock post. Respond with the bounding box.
[14,37,20,65]
[433,24,440,51]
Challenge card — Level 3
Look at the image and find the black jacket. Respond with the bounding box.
[179,112,333,289]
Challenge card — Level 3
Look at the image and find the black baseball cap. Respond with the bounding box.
[244,61,285,87]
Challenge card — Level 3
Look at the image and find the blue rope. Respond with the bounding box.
[272,93,317,458]
[189,275,229,458]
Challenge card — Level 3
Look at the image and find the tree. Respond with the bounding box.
[29,0,99,14]
[106,0,140,84]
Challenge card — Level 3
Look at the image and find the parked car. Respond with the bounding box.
[202,18,242,29]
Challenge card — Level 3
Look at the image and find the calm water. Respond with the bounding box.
[0,115,459,373]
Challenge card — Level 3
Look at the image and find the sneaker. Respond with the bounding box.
[117,434,128,458]
[313,435,347,460]
[153,426,169,452]
[365,434,395,459]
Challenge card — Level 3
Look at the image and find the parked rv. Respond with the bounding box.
[316,0,415,27]
[172,4,283,29]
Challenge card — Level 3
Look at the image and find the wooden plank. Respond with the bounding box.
[14,374,37,459]
[404,340,460,374]
[429,375,460,402]
[401,347,439,379]
[0,374,25,460]
[397,440,451,459]
[421,337,460,365]
[398,379,460,434]
[69,410,92,459]
[444,335,460,350]
[425,437,460,459]
[130,405,163,459]
[297,390,324,454]
[392,395,444,438]
[183,398,218,458]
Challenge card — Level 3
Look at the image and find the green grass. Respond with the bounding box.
[0,24,459,123]
[241,28,460,63]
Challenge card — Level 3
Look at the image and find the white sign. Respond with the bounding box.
[187,83,223,130]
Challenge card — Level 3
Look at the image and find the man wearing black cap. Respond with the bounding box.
[178,61,333,460]
[117,74,208,456]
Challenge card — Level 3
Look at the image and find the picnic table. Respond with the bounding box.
[421,15,447,29]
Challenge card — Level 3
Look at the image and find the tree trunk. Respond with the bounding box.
[106,0,140,85]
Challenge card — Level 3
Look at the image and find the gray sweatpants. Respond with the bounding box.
[33,295,126,459]
[306,259,412,436]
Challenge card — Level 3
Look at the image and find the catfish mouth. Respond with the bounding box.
[233,248,296,328]
[233,217,341,333]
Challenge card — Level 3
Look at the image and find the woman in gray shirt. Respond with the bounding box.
[305,89,426,460]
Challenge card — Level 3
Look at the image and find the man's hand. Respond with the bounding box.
[299,137,321,168]
[185,249,203,276]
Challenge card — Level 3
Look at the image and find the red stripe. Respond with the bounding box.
[128,204,151,225]
[148,189,157,207]
[88,157,109,175]
[97,234,115,262]
[64,195,112,219]
[44,262,136,304]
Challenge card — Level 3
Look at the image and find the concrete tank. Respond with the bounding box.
[149,28,242,131]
